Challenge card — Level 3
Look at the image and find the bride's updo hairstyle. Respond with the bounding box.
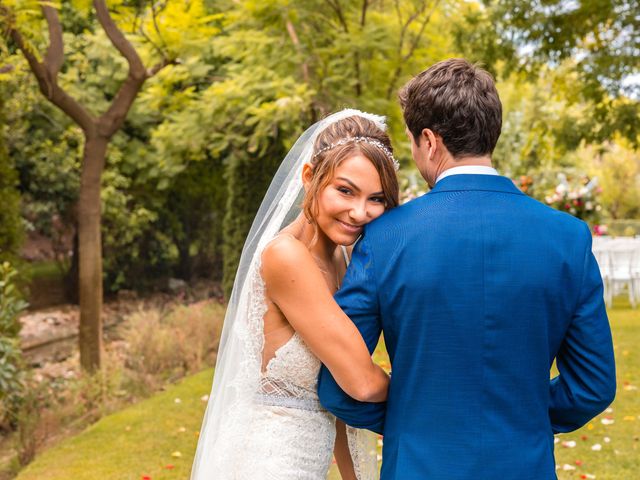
[303,115,400,226]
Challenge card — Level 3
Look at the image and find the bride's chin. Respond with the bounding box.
[332,233,359,246]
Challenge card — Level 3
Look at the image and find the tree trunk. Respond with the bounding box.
[78,135,108,372]
[65,230,80,304]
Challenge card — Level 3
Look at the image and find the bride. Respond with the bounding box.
[191,110,399,480]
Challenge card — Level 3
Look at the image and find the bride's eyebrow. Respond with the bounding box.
[336,177,361,192]
[336,177,383,196]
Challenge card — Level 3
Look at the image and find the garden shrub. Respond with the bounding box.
[0,108,23,262]
[0,262,29,430]
[222,142,286,299]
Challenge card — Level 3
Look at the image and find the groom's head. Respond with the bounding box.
[399,59,502,185]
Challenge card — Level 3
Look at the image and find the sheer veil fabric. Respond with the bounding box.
[191,109,384,480]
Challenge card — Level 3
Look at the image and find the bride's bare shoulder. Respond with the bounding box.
[261,234,315,283]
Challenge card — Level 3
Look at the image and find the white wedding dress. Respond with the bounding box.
[191,110,382,480]
[230,264,337,478]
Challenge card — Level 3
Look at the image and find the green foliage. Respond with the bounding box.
[0,262,29,429]
[14,369,214,480]
[2,1,228,291]
[4,0,637,297]
[493,69,584,176]
[577,140,640,220]
[456,0,640,145]
[0,89,23,262]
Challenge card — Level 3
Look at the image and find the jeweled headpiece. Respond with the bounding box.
[312,136,400,171]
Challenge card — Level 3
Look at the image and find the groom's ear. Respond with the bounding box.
[421,128,438,158]
[302,163,314,190]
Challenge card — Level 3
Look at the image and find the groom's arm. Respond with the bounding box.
[318,232,386,435]
[549,225,616,433]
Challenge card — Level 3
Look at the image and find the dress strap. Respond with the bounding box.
[340,245,350,267]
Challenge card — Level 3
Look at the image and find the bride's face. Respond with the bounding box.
[313,154,386,246]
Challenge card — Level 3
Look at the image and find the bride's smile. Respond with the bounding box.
[310,154,387,246]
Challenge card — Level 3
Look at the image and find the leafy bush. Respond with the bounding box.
[120,300,224,393]
[0,262,29,430]
[0,99,23,262]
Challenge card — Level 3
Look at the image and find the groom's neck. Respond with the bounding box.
[434,154,493,180]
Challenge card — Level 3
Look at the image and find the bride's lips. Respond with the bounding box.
[337,220,362,235]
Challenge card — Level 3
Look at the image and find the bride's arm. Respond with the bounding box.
[261,237,388,402]
[334,419,357,480]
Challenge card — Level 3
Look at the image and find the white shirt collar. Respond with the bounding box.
[436,165,499,184]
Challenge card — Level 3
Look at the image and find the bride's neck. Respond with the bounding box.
[290,214,336,262]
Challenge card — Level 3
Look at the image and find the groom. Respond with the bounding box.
[318,59,616,479]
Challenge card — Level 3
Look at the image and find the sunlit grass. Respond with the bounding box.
[12,299,638,480]
[15,370,213,480]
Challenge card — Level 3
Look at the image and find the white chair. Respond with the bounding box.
[631,248,640,309]
[609,246,636,308]
[593,249,613,308]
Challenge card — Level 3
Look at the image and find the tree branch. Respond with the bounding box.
[93,0,166,137]
[403,0,441,62]
[386,0,441,99]
[325,0,349,33]
[148,57,175,77]
[2,5,95,131]
[93,0,146,80]
[286,19,310,84]
[42,3,64,79]
[360,0,369,27]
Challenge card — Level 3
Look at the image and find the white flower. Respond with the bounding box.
[586,201,593,210]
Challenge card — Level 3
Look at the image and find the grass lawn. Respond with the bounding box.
[15,300,639,480]
[551,297,640,480]
[15,370,214,480]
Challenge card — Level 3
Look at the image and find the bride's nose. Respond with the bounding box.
[348,201,369,223]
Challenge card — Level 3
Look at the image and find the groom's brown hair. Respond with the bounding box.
[399,58,502,158]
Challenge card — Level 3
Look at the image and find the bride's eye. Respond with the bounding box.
[337,186,352,195]
[370,196,385,204]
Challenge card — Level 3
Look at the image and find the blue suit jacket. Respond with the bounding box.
[318,174,616,480]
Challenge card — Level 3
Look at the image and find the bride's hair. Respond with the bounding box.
[303,115,400,228]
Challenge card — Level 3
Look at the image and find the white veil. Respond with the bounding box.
[191,109,385,479]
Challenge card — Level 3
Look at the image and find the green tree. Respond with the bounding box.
[0,261,29,430]
[209,0,457,294]
[0,0,218,371]
[456,0,640,145]
[0,85,23,262]
[578,140,640,220]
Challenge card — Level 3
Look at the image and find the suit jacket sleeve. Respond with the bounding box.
[549,223,617,433]
[317,231,386,434]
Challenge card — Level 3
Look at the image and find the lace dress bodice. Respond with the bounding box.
[264,332,320,388]
[235,270,336,479]
[259,332,324,411]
